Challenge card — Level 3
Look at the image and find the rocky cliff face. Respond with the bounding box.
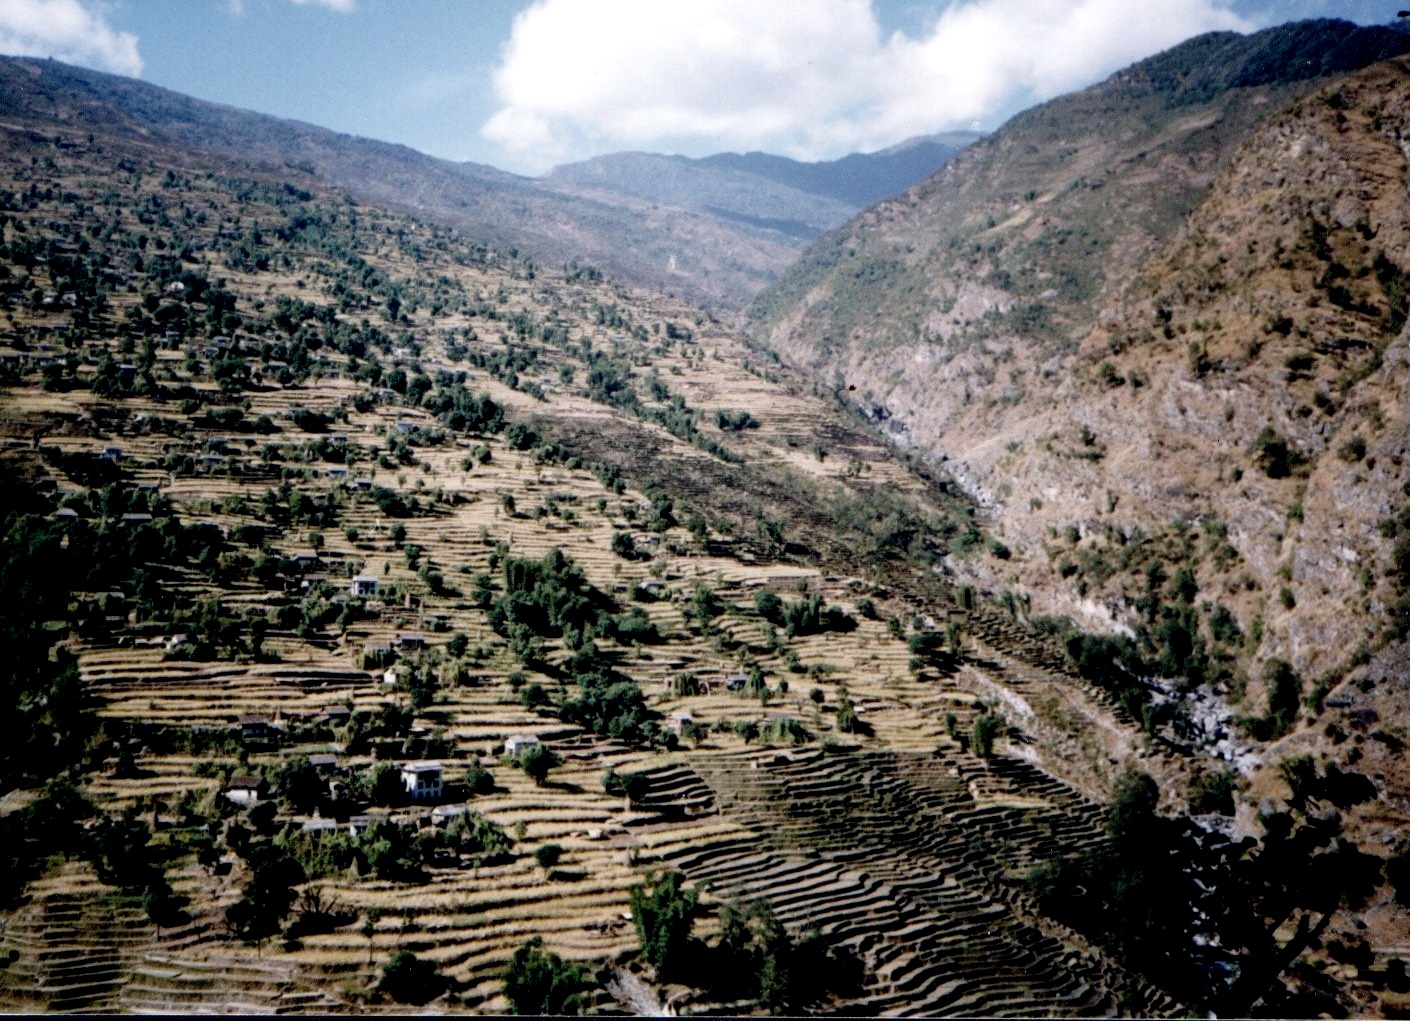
[746,23,1410,696]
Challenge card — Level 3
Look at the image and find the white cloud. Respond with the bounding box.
[482,0,1257,172]
[0,0,141,76]
[289,0,356,11]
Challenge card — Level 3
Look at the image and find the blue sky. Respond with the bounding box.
[0,0,1403,176]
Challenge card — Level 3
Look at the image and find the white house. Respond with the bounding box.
[350,576,379,598]
[431,803,471,827]
[400,762,444,802]
[504,734,540,758]
[668,712,694,736]
[223,775,269,806]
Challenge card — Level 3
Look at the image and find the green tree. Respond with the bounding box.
[379,950,446,1004]
[275,755,323,814]
[629,870,699,978]
[971,712,1003,756]
[518,743,561,786]
[609,530,636,559]
[225,841,305,940]
[501,936,592,1015]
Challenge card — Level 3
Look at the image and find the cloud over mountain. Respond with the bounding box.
[0,0,141,77]
[482,0,1255,172]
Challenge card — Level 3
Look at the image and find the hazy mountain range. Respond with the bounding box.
[0,55,973,309]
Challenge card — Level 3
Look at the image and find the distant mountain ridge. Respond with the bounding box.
[541,133,979,241]
[0,56,973,308]
[697,133,982,208]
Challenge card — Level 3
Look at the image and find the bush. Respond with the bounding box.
[713,409,759,431]
[629,871,699,978]
[1189,770,1236,815]
[609,530,636,559]
[1264,658,1302,737]
[379,950,446,1004]
[971,713,1003,756]
[1250,427,1299,479]
[517,743,561,786]
[501,936,591,1015]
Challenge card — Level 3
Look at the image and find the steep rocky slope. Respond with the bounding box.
[746,19,1410,688]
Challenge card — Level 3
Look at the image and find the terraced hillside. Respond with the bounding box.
[0,83,1402,1017]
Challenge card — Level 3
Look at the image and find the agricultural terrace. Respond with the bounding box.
[0,127,1184,1014]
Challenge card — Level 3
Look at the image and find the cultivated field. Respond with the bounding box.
[0,125,1191,1015]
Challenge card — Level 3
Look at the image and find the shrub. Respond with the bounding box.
[971,713,1003,756]
[610,530,636,559]
[713,409,759,431]
[629,871,699,978]
[1189,770,1237,815]
[1265,658,1302,736]
[1250,426,1299,479]
[602,767,648,804]
[517,743,561,785]
[501,936,591,1015]
[379,950,446,1004]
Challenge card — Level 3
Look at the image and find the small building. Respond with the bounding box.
[307,753,341,772]
[637,580,667,599]
[318,705,351,726]
[192,520,226,540]
[290,551,321,571]
[238,714,286,743]
[119,513,153,526]
[362,642,393,668]
[382,667,400,687]
[668,712,694,736]
[223,775,269,806]
[725,675,748,692]
[326,466,348,479]
[354,477,374,490]
[392,420,419,434]
[397,633,426,651]
[350,576,379,598]
[301,815,339,834]
[101,446,123,462]
[504,734,540,758]
[400,762,444,802]
[431,803,470,827]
